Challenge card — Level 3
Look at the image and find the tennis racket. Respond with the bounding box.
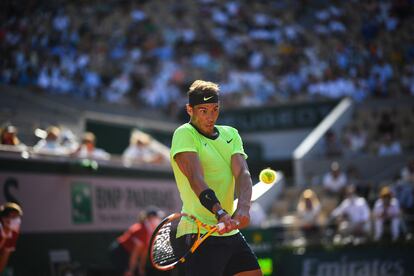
[149,212,227,271]
[150,170,279,271]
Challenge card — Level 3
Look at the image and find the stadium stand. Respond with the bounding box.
[1,0,413,115]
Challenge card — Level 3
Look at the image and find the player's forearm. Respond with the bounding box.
[188,173,210,196]
[175,152,209,196]
[235,170,252,210]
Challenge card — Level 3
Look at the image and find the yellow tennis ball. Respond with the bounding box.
[259,168,276,184]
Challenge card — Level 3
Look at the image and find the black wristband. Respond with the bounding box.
[199,189,220,213]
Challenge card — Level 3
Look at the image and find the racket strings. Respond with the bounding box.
[150,214,200,269]
[152,222,177,266]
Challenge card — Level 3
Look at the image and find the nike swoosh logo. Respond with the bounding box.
[204,96,214,101]
[226,139,233,143]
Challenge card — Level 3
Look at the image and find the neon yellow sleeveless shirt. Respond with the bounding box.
[170,123,247,237]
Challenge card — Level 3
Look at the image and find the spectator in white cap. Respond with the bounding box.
[323,161,348,197]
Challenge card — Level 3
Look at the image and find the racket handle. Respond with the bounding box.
[216,220,240,231]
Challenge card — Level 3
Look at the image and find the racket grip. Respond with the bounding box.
[216,220,239,231]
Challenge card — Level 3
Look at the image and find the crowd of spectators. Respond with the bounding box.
[323,104,414,158]
[1,0,414,118]
[0,123,169,167]
[284,159,414,245]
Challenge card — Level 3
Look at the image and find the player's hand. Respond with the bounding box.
[218,213,239,234]
[232,206,250,229]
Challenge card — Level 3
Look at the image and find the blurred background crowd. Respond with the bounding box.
[1,0,414,112]
[265,158,414,246]
[0,124,170,166]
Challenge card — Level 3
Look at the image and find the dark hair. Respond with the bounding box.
[187,80,220,96]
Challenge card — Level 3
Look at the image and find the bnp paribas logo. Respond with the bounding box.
[71,182,93,224]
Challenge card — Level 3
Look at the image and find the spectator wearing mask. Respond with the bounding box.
[331,185,371,240]
[122,130,169,166]
[0,202,23,272]
[373,186,401,241]
[323,162,348,197]
[33,126,69,155]
[60,128,79,153]
[73,132,110,160]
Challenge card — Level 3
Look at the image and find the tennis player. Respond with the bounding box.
[170,80,262,276]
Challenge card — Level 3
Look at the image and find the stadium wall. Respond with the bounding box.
[0,154,180,275]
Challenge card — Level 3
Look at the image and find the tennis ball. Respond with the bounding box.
[259,168,277,184]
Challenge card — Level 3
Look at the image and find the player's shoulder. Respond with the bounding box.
[216,125,239,136]
[173,123,195,136]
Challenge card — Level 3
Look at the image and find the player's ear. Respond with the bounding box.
[186,104,193,117]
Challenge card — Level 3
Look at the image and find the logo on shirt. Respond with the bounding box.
[204,96,214,101]
[226,139,233,144]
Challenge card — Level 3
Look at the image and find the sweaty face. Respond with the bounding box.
[188,103,219,135]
